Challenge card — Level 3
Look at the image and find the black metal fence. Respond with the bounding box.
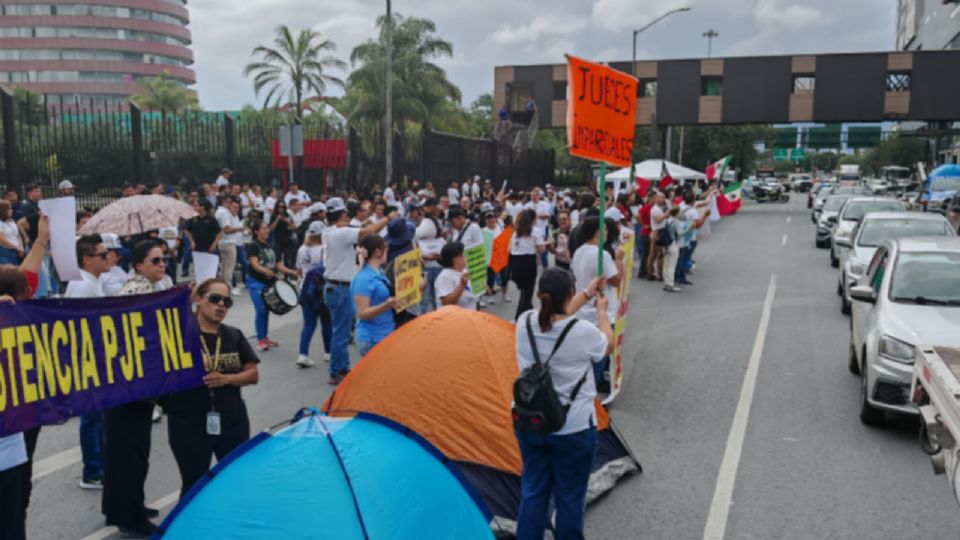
[0,88,554,199]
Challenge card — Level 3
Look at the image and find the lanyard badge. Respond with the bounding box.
[200,331,223,436]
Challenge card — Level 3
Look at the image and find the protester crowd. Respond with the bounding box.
[0,167,724,539]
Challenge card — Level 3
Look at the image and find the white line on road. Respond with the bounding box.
[79,491,180,540]
[781,234,788,246]
[786,216,791,223]
[32,446,81,481]
[702,274,777,540]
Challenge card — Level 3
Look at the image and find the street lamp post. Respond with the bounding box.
[385,0,393,188]
[631,7,691,179]
[702,29,719,58]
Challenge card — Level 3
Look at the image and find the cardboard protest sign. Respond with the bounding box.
[489,226,512,273]
[0,288,204,436]
[566,54,638,168]
[464,244,488,296]
[393,249,422,312]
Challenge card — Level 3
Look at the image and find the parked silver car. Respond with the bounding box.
[837,212,954,314]
[815,195,852,248]
[830,197,905,267]
[849,237,960,424]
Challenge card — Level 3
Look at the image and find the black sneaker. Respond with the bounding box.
[144,507,160,519]
[117,521,156,538]
[79,477,103,490]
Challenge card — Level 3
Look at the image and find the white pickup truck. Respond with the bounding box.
[912,346,960,505]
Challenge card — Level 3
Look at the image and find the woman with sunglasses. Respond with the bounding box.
[247,220,298,351]
[165,278,259,497]
[102,239,173,537]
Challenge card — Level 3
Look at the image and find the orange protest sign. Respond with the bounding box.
[565,54,637,168]
[489,226,513,273]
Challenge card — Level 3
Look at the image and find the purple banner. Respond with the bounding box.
[0,287,204,436]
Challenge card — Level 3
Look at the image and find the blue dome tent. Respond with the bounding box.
[924,164,960,211]
[154,410,493,539]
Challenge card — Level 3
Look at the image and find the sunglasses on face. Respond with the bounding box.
[89,251,110,260]
[205,293,234,308]
[149,257,166,266]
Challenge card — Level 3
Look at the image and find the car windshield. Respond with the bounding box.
[858,219,952,247]
[890,252,960,305]
[930,178,960,192]
[823,196,850,211]
[841,200,904,221]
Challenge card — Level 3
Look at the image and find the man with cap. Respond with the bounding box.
[214,168,232,187]
[99,234,131,296]
[322,197,396,385]
[449,206,483,249]
[58,179,76,197]
[415,197,445,313]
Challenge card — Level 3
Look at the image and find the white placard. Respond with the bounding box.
[38,197,81,281]
[193,252,219,283]
[158,226,179,249]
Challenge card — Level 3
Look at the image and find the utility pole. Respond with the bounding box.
[384,0,393,188]
[702,29,719,58]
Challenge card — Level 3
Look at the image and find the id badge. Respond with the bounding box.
[206,411,222,436]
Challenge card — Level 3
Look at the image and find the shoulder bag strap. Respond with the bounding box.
[525,314,542,365]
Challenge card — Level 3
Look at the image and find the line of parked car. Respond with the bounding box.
[809,181,960,426]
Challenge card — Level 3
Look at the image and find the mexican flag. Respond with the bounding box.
[706,155,732,181]
[717,182,742,216]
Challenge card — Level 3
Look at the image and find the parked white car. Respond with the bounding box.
[830,197,905,267]
[837,212,955,315]
[849,237,960,424]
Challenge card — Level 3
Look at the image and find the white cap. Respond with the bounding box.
[309,202,327,215]
[473,175,481,181]
[326,197,346,214]
[59,179,75,190]
[101,233,122,250]
[307,220,326,236]
[604,208,624,222]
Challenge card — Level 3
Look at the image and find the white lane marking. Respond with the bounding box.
[952,4,960,18]
[32,446,82,481]
[786,216,791,223]
[702,274,777,540]
[781,234,788,246]
[80,491,180,540]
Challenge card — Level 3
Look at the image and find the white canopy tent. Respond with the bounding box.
[606,159,708,184]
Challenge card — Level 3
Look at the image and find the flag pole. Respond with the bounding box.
[598,162,607,280]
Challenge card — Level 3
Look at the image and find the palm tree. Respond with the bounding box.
[341,14,461,147]
[243,25,346,122]
[131,71,198,112]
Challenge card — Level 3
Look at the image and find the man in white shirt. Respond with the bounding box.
[214,168,232,187]
[447,182,460,203]
[647,192,668,279]
[322,197,395,385]
[415,197,446,313]
[471,176,482,201]
[264,188,278,223]
[284,183,311,207]
[383,180,398,207]
[215,199,244,293]
[99,234,130,296]
[67,235,113,490]
[526,189,553,267]
[448,206,483,248]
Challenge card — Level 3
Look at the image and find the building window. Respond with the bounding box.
[637,79,657,98]
[701,76,722,96]
[793,75,815,93]
[886,71,911,92]
[552,81,567,101]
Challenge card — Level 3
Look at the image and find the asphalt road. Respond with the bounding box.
[24,195,960,539]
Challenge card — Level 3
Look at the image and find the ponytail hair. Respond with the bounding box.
[536,267,575,332]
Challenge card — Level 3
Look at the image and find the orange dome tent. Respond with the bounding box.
[323,307,640,532]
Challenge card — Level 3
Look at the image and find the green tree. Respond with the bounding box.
[861,136,926,175]
[243,25,347,122]
[340,14,461,150]
[131,70,198,112]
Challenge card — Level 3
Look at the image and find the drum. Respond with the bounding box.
[261,279,299,315]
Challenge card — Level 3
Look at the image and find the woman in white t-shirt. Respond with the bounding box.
[509,209,546,320]
[514,267,612,540]
[0,201,23,265]
[434,241,479,310]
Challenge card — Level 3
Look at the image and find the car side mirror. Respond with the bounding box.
[850,285,877,305]
[836,238,852,248]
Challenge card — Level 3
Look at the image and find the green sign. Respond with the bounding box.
[806,125,842,149]
[847,127,882,149]
[774,148,791,161]
[774,128,798,149]
[464,244,488,297]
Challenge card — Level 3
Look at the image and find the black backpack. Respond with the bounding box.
[512,316,588,434]
[655,218,675,247]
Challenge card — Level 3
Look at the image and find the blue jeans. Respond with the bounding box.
[34,256,51,298]
[299,303,332,356]
[246,277,269,340]
[419,266,442,313]
[324,283,355,376]
[357,339,381,357]
[516,427,598,540]
[676,246,692,283]
[79,412,103,480]
[0,246,20,265]
[687,240,698,271]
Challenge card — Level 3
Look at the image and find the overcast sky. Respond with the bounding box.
[188,0,896,111]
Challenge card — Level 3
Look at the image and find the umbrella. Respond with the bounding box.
[157,411,493,539]
[78,195,197,236]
